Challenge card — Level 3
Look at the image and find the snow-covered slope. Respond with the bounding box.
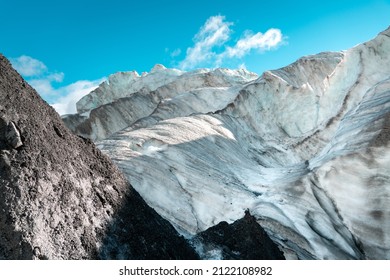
[63,67,257,141]
[67,27,390,259]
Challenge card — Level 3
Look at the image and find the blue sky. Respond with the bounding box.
[1,0,389,114]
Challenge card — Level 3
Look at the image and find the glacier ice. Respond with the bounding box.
[66,27,390,259]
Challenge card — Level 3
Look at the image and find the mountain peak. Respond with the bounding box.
[150,63,167,72]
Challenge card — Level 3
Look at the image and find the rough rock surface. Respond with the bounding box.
[88,27,390,259]
[193,210,285,260]
[0,54,199,260]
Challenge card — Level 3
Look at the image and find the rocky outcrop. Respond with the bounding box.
[0,54,198,260]
[193,210,285,260]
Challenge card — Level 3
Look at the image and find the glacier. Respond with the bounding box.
[64,27,390,259]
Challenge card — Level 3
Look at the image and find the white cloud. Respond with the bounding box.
[50,79,104,115]
[28,72,65,97]
[10,55,48,77]
[47,72,65,83]
[29,78,55,97]
[11,55,105,115]
[179,15,232,69]
[224,28,283,58]
[178,15,284,70]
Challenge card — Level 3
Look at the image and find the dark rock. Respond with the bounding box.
[0,54,198,260]
[194,210,285,260]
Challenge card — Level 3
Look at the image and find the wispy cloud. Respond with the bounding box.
[178,15,284,70]
[179,15,232,69]
[11,55,104,115]
[28,72,65,97]
[223,28,283,58]
[11,55,65,99]
[11,55,48,77]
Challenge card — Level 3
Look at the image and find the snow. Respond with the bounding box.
[75,65,184,114]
